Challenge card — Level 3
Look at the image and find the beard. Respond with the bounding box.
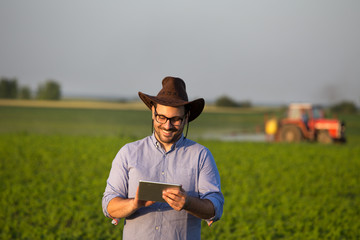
[154,124,183,145]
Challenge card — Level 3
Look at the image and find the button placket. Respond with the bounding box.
[160,154,167,182]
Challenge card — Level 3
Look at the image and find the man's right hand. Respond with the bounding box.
[108,186,155,219]
[132,186,155,209]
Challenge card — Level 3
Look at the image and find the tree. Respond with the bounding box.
[215,95,238,107]
[238,100,252,108]
[37,80,61,100]
[215,95,252,108]
[18,86,32,99]
[330,101,357,114]
[0,77,18,99]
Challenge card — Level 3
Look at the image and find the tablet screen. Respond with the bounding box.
[138,180,181,202]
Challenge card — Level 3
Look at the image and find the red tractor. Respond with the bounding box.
[265,103,346,143]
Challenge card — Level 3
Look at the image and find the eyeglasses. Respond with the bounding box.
[154,108,185,126]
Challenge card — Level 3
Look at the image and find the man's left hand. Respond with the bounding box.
[162,187,188,211]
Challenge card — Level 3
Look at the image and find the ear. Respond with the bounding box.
[151,105,155,120]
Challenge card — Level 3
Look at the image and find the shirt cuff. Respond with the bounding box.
[202,194,224,225]
[102,194,119,219]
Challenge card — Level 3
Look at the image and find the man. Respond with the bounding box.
[102,76,224,240]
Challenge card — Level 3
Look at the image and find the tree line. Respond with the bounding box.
[214,94,357,114]
[0,77,61,100]
[215,95,252,108]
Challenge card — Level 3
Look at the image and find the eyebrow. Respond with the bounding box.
[155,110,183,119]
[154,106,185,118]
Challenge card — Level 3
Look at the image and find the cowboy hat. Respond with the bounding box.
[138,76,205,122]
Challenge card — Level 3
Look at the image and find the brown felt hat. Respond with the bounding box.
[138,76,205,122]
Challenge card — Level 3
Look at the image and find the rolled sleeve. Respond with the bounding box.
[102,182,122,218]
[203,192,224,224]
[102,147,130,219]
[198,148,224,224]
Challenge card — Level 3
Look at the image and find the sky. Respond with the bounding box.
[1,0,359,106]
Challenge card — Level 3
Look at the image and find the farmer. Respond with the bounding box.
[102,76,224,240]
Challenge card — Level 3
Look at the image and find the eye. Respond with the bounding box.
[158,115,167,120]
[171,117,182,122]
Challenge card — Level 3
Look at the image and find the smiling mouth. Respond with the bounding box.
[160,127,177,136]
[162,129,174,135]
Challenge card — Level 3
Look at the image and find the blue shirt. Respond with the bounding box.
[102,134,224,240]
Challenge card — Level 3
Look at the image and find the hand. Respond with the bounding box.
[162,188,215,220]
[162,187,188,211]
[133,186,155,210]
[107,187,155,219]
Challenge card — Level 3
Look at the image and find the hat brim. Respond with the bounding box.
[138,92,204,122]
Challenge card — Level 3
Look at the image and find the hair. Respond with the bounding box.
[151,102,190,116]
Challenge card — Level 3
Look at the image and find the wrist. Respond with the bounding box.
[131,198,139,212]
[182,195,191,211]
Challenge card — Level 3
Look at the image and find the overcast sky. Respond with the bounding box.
[1,0,359,106]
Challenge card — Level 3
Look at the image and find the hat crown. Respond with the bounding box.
[138,76,205,122]
[157,77,188,101]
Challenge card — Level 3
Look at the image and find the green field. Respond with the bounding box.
[0,104,275,138]
[1,105,359,239]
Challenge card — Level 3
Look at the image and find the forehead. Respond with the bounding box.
[155,104,185,116]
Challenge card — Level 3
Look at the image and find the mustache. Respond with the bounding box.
[159,126,177,132]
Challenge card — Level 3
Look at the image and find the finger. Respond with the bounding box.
[144,201,155,207]
[163,188,181,195]
[162,191,173,201]
[162,191,186,210]
[135,186,140,200]
[163,195,181,210]
[163,190,181,201]
[162,192,179,206]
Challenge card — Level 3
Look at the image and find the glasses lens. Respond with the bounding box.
[155,114,183,126]
[154,108,184,126]
[170,117,182,126]
[156,115,167,124]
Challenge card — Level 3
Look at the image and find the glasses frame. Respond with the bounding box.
[154,107,186,127]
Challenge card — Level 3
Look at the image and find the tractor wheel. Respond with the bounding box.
[279,125,302,142]
[317,130,333,144]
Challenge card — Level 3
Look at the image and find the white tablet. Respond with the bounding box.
[138,180,181,203]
